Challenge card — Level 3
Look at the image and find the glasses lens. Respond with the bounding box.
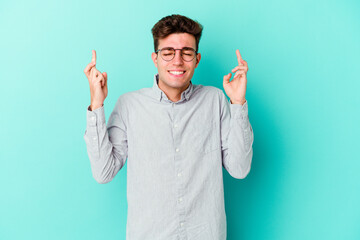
[161,48,175,61]
[181,48,196,61]
[160,48,196,62]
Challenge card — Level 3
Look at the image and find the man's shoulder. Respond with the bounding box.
[193,84,224,98]
[199,84,222,93]
[114,86,153,104]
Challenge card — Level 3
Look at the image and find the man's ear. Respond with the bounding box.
[151,52,158,68]
[195,53,201,68]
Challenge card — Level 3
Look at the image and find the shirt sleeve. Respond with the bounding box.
[219,91,254,179]
[83,97,128,184]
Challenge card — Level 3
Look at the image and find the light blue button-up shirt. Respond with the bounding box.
[84,74,254,240]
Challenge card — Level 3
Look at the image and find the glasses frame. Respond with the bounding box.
[155,47,198,62]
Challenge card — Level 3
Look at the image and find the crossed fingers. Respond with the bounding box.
[84,50,97,78]
[83,50,106,86]
[231,49,248,79]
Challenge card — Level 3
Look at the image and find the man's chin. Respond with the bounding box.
[162,79,190,90]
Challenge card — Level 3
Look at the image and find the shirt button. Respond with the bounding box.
[174,124,178,128]
[179,198,183,202]
[177,172,182,177]
[91,117,95,121]
[180,222,184,227]
[176,148,179,152]
[93,137,97,140]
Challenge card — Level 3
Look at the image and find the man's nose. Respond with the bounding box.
[173,50,184,65]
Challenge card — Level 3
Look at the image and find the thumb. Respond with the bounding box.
[223,73,231,84]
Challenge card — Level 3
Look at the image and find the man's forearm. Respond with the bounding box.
[222,99,254,179]
[84,106,122,184]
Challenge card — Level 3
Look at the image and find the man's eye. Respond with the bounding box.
[182,51,194,55]
[163,53,173,56]
[162,50,174,54]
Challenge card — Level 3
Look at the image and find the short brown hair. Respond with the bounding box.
[151,14,203,52]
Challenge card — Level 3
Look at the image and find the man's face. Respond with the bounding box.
[151,33,201,94]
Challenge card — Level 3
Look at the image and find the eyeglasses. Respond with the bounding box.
[156,47,198,62]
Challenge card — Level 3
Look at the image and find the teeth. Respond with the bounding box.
[169,71,185,75]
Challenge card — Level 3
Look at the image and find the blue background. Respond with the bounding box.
[0,0,359,239]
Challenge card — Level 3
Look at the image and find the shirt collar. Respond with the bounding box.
[152,73,194,102]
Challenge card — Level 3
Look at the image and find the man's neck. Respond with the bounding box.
[158,80,190,102]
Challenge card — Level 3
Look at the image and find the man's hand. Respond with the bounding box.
[84,50,108,110]
[223,49,249,105]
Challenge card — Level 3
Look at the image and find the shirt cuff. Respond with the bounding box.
[229,100,249,120]
[86,105,106,127]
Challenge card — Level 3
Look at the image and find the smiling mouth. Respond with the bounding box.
[168,70,186,76]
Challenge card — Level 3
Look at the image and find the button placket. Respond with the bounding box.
[172,102,187,234]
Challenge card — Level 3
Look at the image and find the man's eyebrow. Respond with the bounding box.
[161,46,195,49]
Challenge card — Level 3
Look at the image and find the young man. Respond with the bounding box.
[84,14,253,240]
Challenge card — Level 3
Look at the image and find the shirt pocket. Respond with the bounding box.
[188,119,219,155]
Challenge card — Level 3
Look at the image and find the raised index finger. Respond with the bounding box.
[91,50,96,64]
[236,49,242,65]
